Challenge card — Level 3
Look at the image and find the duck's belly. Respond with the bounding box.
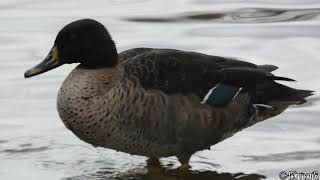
[59,110,179,157]
[57,96,179,157]
[94,123,179,157]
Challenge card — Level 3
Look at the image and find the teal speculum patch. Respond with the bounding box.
[205,84,241,107]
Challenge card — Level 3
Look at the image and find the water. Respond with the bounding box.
[0,0,319,179]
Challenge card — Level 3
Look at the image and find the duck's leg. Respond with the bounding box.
[177,154,192,171]
[146,157,163,175]
[146,157,161,167]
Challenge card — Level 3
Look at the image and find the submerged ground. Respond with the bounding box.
[0,0,319,179]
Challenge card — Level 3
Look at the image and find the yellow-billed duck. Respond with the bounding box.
[24,19,313,169]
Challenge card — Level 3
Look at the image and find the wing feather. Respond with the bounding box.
[118,48,288,100]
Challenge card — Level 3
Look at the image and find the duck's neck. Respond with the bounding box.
[79,41,119,68]
[60,65,122,99]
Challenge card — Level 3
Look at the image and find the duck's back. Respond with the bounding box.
[119,48,312,105]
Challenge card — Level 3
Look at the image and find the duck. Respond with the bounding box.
[24,19,313,170]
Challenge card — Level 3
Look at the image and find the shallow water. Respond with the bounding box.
[0,0,319,179]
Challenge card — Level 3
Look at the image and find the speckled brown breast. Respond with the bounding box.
[57,65,183,157]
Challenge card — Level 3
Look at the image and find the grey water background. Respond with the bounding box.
[0,0,320,179]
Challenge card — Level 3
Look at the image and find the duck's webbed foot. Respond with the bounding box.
[178,163,191,171]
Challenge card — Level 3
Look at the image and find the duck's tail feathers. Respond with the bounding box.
[253,82,314,105]
[268,76,296,82]
[244,83,314,127]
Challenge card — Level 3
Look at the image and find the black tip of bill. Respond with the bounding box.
[24,46,61,78]
[24,67,43,78]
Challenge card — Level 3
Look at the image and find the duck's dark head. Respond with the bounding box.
[25,19,118,78]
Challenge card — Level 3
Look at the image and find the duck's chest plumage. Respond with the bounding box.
[57,66,181,157]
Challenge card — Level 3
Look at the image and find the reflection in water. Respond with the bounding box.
[124,8,320,23]
[112,169,266,180]
[65,160,266,180]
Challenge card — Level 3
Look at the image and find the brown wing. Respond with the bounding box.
[118,48,289,100]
